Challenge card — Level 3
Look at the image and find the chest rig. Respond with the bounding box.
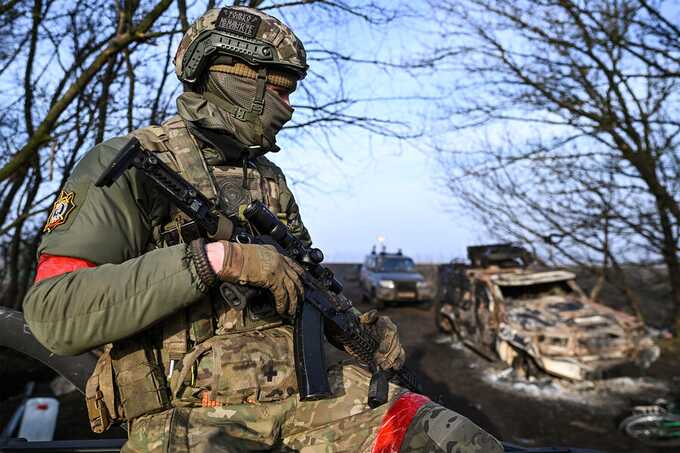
[85,117,300,432]
[135,114,294,337]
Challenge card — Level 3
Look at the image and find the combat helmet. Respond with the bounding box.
[175,7,308,85]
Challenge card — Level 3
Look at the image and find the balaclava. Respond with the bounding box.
[177,62,298,162]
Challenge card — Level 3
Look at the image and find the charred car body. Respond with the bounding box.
[437,244,659,380]
[360,248,434,307]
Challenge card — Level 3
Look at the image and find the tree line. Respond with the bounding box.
[428,0,680,329]
[1,0,678,331]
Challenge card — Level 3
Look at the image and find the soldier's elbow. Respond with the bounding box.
[46,340,89,356]
[23,288,89,356]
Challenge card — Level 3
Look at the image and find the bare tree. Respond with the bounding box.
[0,0,177,308]
[428,0,680,328]
[0,0,417,308]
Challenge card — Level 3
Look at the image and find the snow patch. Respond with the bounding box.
[483,367,669,406]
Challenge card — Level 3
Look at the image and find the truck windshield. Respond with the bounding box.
[499,281,573,301]
[378,258,416,272]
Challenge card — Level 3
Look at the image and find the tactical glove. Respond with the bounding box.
[216,241,304,317]
[355,309,405,371]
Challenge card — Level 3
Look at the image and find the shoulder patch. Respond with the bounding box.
[44,190,76,233]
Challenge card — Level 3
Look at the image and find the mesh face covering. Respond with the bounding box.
[211,71,253,109]
[176,70,294,159]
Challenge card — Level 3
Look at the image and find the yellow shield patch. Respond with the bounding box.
[44,190,76,233]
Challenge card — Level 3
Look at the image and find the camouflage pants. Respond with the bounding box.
[123,364,502,453]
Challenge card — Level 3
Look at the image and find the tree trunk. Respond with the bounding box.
[669,257,680,333]
[655,203,680,331]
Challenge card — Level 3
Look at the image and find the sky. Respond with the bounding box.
[3,1,677,270]
[3,1,491,264]
[262,3,492,263]
[259,18,486,262]
[268,138,485,263]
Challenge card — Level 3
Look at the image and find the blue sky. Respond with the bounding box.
[269,135,486,263]
[261,3,492,263]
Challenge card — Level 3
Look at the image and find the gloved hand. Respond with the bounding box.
[216,241,304,317]
[355,309,406,371]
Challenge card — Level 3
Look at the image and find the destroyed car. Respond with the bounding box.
[359,248,434,307]
[436,243,659,380]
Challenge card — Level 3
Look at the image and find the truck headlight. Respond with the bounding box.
[379,280,395,289]
[417,281,430,289]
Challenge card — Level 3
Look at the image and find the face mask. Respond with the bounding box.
[203,71,294,151]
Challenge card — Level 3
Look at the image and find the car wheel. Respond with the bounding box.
[370,289,385,309]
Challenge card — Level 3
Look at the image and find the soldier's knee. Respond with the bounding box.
[372,393,503,453]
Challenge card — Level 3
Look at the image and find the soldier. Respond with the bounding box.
[23,7,503,453]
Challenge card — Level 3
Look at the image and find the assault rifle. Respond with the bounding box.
[95,137,420,406]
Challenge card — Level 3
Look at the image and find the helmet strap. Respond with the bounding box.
[251,67,267,115]
[245,67,268,147]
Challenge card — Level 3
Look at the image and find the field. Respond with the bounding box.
[353,301,678,453]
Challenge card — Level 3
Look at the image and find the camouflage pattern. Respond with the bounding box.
[401,403,503,453]
[26,29,502,449]
[174,7,308,83]
[134,115,312,250]
[356,310,405,371]
[172,327,298,406]
[125,363,502,453]
[24,117,504,453]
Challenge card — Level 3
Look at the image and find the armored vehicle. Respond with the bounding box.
[359,248,434,308]
[436,243,659,380]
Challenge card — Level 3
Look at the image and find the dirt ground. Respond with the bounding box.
[358,301,679,453]
[0,263,678,452]
[334,263,680,453]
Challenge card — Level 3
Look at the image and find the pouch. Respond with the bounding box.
[85,348,119,433]
[111,338,171,420]
[172,326,297,405]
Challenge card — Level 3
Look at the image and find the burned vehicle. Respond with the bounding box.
[360,248,434,307]
[436,244,659,380]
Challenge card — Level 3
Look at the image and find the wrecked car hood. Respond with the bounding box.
[504,294,640,332]
[492,270,575,286]
[499,294,655,369]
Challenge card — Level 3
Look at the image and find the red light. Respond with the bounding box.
[36,403,49,410]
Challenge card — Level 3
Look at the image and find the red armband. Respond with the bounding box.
[34,254,96,283]
[372,392,430,453]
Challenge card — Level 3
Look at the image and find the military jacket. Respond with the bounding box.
[23,116,312,426]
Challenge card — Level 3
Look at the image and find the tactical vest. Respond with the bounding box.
[85,116,302,433]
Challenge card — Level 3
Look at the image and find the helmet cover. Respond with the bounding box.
[175,7,308,83]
